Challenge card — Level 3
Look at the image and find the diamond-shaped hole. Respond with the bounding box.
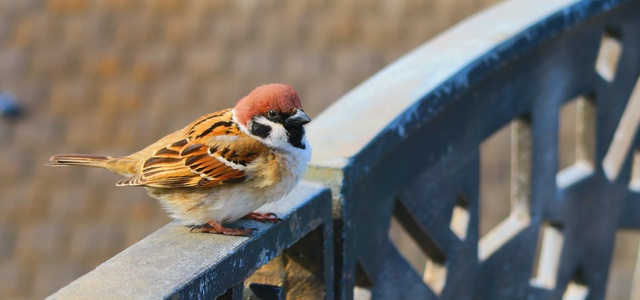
[479,118,532,261]
[557,96,596,188]
[245,283,285,300]
[353,287,372,300]
[629,150,640,192]
[595,29,622,82]
[389,216,427,274]
[450,195,470,241]
[389,200,447,295]
[603,76,640,181]
[530,222,564,290]
[479,121,511,238]
[563,282,589,300]
[353,260,373,300]
[237,255,285,287]
[604,230,640,300]
[562,269,589,300]
[423,258,447,296]
[245,227,325,297]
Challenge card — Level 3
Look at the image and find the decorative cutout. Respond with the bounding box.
[389,200,447,295]
[244,226,328,299]
[354,261,373,300]
[604,230,640,300]
[389,216,428,275]
[556,96,596,188]
[479,118,532,261]
[450,195,470,241]
[480,121,511,238]
[603,76,640,181]
[530,222,564,289]
[246,283,285,300]
[595,29,622,82]
[563,282,589,300]
[353,287,372,300]
[563,269,589,300]
[630,150,640,192]
[562,281,589,300]
[423,258,447,296]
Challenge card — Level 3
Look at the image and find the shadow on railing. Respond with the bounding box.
[49,0,640,299]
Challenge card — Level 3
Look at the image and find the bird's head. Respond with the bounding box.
[234,84,310,150]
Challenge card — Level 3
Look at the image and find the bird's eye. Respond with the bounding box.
[267,110,277,119]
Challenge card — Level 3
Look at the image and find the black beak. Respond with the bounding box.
[285,109,311,126]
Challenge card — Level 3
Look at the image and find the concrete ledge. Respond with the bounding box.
[47,181,332,299]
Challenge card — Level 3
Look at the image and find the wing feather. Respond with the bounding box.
[117,110,263,188]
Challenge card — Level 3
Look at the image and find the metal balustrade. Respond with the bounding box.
[49,0,640,299]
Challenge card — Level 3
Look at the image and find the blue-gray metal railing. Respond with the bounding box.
[307,0,640,299]
[49,0,640,299]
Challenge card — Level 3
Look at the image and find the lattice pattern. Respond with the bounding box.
[342,1,640,299]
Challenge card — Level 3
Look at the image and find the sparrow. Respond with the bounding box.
[49,84,312,236]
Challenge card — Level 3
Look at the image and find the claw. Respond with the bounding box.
[189,220,254,236]
[189,226,199,233]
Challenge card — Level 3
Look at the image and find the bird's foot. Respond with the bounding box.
[243,212,282,223]
[190,220,255,236]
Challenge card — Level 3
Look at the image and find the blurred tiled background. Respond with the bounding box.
[0,0,503,298]
[0,0,637,299]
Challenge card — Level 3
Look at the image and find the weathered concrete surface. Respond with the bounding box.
[47,181,332,300]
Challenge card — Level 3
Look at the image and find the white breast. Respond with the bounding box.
[200,137,311,224]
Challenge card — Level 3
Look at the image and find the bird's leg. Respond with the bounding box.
[190,220,254,236]
[243,212,282,223]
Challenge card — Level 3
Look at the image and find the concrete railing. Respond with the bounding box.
[50,0,640,299]
[49,183,333,299]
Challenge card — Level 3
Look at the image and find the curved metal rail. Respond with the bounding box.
[307,0,640,299]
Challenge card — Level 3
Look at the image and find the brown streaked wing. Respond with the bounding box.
[117,137,262,188]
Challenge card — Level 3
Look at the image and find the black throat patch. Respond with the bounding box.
[286,126,306,149]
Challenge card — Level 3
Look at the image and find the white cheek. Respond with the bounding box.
[261,121,288,144]
[251,117,295,150]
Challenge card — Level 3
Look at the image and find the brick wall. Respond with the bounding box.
[0,0,503,299]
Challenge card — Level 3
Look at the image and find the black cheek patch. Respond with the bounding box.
[250,121,272,139]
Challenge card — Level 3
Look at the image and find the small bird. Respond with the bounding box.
[49,84,311,236]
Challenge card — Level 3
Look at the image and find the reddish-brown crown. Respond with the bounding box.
[234,84,302,126]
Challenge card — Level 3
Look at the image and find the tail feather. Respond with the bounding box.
[48,154,110,169]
